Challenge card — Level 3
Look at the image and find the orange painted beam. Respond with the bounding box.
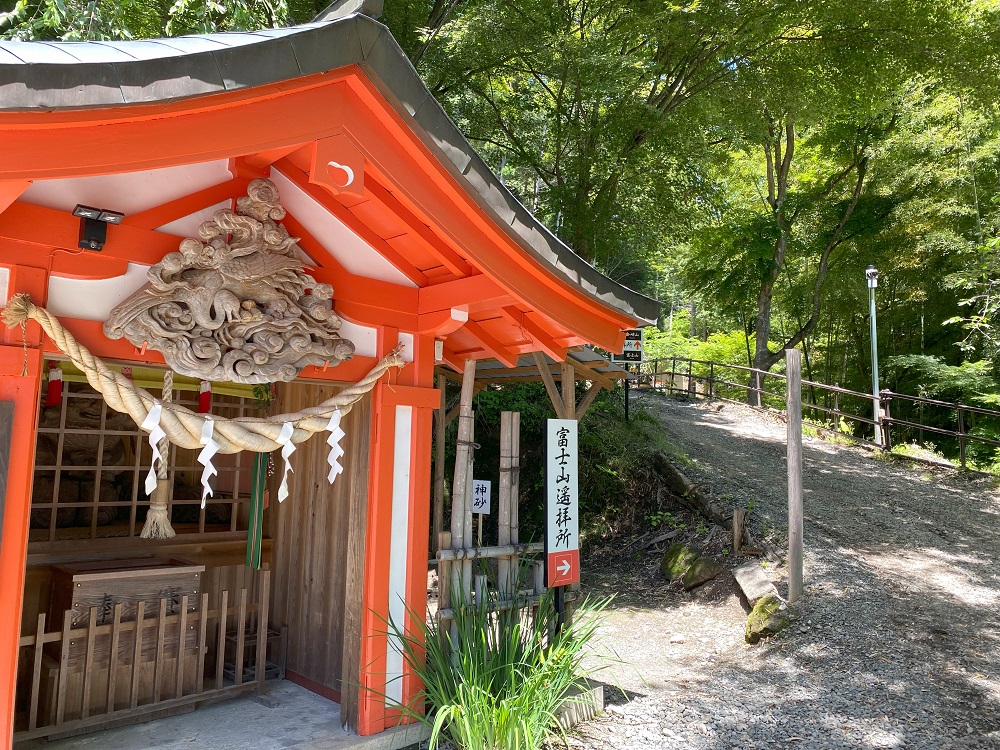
[364,175,475,277]
[125,177,248,230]
[275,161,429,288]
[0,180,29,215]
[417,274,511,315]
[1,238,128,280]
[463,320,518,368]
[499,306,567,361]
[0,74,356,178]
[0,202,180,268]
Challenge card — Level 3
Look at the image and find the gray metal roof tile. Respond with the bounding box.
[151,36,231,54]
[91,40,184,61]
[289,20,363,75]
[361,30,428,117]
[214,37,301,90]
[0,41,80,63]
[116,55,225,104]
[414,97,474,174]
[0,47,27,64]
[40,41,138,63]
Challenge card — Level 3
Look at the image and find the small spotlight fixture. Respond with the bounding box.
[73,204,125,251]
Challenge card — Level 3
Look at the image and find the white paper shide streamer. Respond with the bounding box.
[198,419,219,508]
[326,409,346,484]
[275,421,296,502]
[141,402,165,496]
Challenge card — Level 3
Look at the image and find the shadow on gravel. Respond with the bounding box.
[586,393,1000,749]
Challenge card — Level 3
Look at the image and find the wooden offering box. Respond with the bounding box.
[50,558,204,629]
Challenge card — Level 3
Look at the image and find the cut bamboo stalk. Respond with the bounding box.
[81,606,98,719]
[215,590,229,690]
[498,412,512,599]
[28,613,45,731]
[196,594,209,692]
[451,358,477,605]
[129,601,145,710]
[437,542,543,561]
[153,598,167,703]
[55,613,72,724]
[235,588,248,686]
[256,570,271,696]
[106,603,123,713]
[175,596,189,699]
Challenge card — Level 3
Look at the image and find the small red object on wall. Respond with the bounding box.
[45,361,62,407]
[198,380,212,413]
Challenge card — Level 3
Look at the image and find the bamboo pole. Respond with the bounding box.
[498,412,513,600]
[786,348,804,603]
[450,359,478,605]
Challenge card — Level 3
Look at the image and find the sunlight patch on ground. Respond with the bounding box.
[855,547,999,607]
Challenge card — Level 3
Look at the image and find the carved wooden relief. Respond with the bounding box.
[104,179,355,383]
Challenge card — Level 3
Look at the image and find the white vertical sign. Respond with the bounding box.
[472,479,491,514]
[546,419,580,587]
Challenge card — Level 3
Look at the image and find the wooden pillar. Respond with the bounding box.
[786,348,803,603]
[0,344,42,749]
[432,374,447,554]
[0,262,46,750]
[353,329,440,736]
[561,360,576,420]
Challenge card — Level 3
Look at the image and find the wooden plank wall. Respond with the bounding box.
[269,383,371,696]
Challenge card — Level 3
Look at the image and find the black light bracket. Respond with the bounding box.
[73,204,125,251]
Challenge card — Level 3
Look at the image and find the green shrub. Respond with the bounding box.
[385,585,607,750]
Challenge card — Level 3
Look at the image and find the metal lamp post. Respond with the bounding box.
[866,265,882,446]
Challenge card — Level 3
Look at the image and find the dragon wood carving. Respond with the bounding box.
[104,178,355,383]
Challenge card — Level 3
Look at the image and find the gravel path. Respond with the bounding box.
[572,393,1000,750]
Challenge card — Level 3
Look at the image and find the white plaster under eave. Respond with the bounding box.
[47,263,150,321]
[270,169,418,289]
[21,161,233,217]
[0,267,9,304]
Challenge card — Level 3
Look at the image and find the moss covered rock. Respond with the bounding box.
[682,557,726,590]
[660,544,698,582]
[745,594,792,644]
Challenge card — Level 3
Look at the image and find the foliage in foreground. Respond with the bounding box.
[387,587,606,750]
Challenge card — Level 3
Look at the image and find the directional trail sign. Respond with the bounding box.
[546,419,579,588]
[611,328,643,363]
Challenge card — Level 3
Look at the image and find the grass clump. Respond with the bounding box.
[387,585,607,750]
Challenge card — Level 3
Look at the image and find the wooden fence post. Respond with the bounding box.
[433,374,447,554]
[786,349,803,603]
[958,407,966,468]
[451,359,478,604]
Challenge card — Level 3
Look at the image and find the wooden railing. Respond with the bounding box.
[14,570,272,741]
[635,356,1000,469]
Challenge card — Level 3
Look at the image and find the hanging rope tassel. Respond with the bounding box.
[246,452,268,569]
[141,370,176,539]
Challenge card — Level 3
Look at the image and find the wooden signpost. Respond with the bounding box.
[546,419,579,625]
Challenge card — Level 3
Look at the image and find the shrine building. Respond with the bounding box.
[0,0,658,746]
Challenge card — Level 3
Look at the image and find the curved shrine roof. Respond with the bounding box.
[0,6,659,329]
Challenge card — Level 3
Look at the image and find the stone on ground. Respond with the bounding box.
[745,593,792,644]
[660,544,698,582]
[681,557,726,590]
[733,561,779,605]
[660,544,726,590]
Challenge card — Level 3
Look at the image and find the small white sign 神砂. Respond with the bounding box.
[472,479,491,515]
[545,419,580,587]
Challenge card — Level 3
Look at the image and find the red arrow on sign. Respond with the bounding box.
[547,550,580,587]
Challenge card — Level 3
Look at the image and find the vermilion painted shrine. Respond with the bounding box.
[0,1,658,746]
